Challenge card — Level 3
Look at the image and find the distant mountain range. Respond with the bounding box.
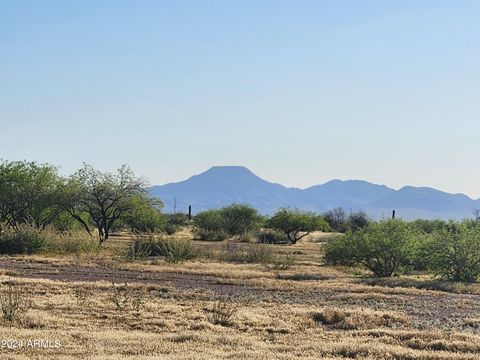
[148,166,479,220]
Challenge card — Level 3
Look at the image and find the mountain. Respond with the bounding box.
[148,166,480,220]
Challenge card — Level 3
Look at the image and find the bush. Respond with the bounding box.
[0,225,48,254]
[209,297,238,326]
[151,238,197,263]
[324,219,416,277]
[220,204,262,236]
[193,210,227,241]
[0,283,32,324]
[428,221,480,282]
[122,236,155,261]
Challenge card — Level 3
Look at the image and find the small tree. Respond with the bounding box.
[324,219,416,277]
[220,204,262,237]
[67,164,146,243]
[267,208,329,244]
[428,221,480,282]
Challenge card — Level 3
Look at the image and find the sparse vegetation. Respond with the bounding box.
[151,237,197,263]
[209,297,239,326]
[0,283,32,324]
[2,159,480,359]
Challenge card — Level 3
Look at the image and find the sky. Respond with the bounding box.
[1,1,480,197]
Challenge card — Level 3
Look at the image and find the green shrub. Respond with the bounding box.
[220,204,262,236]
[193,210,227,241]
[428,221,480,282]
[0,225,48,254]
[324,219,416,277]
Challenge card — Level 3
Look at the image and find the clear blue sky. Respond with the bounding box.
[1,1,479,197]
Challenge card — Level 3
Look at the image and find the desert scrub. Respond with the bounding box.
[43,231,100,255]
[151,237,197,263]
[428,221,480,282]
[122,235,155,260]
[0,283,32,324]
[208,298,239,326]
[324,219,416,277]
[122,235,197,263]
[0,224,48,254]
[193,209,227,241]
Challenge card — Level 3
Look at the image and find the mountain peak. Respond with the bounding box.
[204,165,254,175]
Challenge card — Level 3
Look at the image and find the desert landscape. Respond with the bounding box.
[2,2,479,359]
[1,227,480,360]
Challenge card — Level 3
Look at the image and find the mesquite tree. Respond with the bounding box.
[267,208,329,244]
[67,164,145,243]
[0,160,64,229]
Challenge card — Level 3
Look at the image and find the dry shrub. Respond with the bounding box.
[312,307,408,330]
[109,281,130,312]
[73,286,90,307]
[44,231,100,255]
[0,283,32,324]
[209,298,239,326]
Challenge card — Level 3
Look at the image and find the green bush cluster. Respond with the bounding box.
[0,225,48,254]
[194,206,330,244]
[193,204,261,241]
[325,219,480,282]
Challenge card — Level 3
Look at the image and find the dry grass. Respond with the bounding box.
[0,230,479,359]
